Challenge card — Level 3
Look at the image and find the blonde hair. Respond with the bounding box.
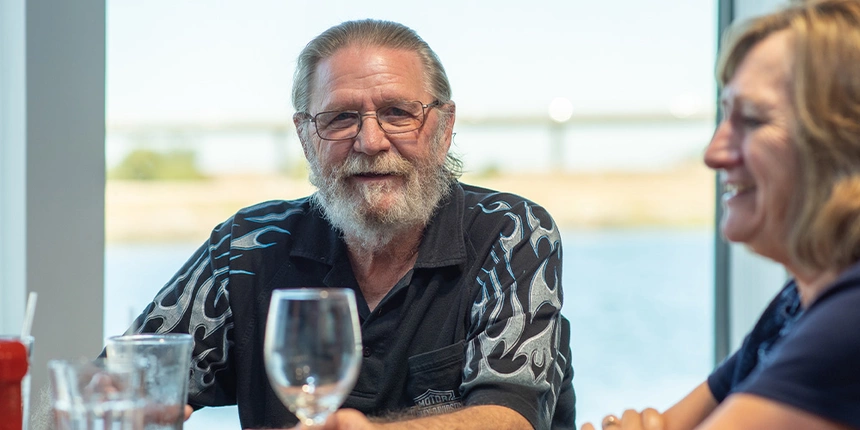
[717,0,860,271]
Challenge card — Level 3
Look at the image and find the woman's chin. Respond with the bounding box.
[720,217,759,247]
[721,222,788,264]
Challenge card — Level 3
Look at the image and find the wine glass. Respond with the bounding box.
[264,288,363,427]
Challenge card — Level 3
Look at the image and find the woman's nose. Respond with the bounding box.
[704,121,741,169]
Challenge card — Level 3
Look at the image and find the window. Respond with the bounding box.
[0,0,797,425]
[104,1,717,427]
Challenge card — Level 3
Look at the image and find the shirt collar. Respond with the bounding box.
[287,200,346,267]
[413,183,467,269]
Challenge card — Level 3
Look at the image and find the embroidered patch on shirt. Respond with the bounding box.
[412,389,463,416]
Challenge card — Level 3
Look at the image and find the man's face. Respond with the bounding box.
[296,45,455,248]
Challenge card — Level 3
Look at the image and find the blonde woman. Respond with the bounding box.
[584,1,860,429]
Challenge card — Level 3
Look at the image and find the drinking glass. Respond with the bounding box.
[105,333,194,430]
[48,358,146,430]
[264,288,362,427]
[0,335,33,430]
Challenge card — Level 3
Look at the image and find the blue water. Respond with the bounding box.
[104,228,714,428]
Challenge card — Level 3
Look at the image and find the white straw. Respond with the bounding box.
[21,291,37,338]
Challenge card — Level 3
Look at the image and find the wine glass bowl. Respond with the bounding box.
[264,288,362,427]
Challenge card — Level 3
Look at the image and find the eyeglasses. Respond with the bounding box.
[300,100,442,141]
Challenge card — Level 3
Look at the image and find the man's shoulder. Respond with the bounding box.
[231,197,315,225]
[460,181,540,206]
[208,196,321,247]
[459,182,554,221]
[204,196,329,264]
[455,182,558,250]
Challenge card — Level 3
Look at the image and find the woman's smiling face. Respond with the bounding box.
[705,30,798,264]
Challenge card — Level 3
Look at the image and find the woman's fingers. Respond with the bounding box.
[621,409,643,429]
[603,414,622,429]
[641,408,665,430]
[582,408,665,430]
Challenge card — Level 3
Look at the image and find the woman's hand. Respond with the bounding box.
[580,382,718,430]
[581,408,666,430]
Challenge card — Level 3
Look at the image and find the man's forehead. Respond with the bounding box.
[309,45,428,110]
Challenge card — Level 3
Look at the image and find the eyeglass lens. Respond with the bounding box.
[315,101,427,140]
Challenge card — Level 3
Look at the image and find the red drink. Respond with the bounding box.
[0,340,28,430]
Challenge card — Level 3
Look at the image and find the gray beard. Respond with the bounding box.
[306,136,455,252]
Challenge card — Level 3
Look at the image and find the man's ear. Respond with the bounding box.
[293,113,311,158]
[439,101,456,154]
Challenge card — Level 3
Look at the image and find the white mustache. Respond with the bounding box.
[339,153,413,177]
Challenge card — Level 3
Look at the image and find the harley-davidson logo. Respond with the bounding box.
[414,389,459,407]
[412,388,463,417]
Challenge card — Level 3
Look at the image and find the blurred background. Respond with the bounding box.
[102,0,717,427]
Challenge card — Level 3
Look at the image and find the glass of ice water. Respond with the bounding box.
[104,333,194,430]
[48,358,146,430]
[264,288,362,427]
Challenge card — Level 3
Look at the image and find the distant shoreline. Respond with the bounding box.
[106,164,715,243]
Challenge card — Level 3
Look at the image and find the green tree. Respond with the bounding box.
[108,149,207,181]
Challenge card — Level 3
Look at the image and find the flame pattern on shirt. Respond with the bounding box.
[464,201,564,428]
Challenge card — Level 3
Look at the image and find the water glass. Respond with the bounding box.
[48,358,146,430]
[264,288,362,427]
[105,334,194,430]
[0,335,34,429]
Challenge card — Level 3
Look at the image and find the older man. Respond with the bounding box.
[128,19,575,429]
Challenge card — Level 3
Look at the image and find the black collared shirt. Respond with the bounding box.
[130,182,576,429]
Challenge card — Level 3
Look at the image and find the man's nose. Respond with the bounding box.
[353,114,391,155]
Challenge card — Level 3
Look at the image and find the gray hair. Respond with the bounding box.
[291,19,452,114]
[292,19,462,179]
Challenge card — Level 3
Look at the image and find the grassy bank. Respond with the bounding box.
[106,164,715,243]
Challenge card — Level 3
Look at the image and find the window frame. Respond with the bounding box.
[0,0,106,395]
[0,0,27,337]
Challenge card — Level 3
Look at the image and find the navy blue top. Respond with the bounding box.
[128,182,576,429]
[708,261,860,427]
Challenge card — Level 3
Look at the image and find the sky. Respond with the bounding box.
[106,0,718,124]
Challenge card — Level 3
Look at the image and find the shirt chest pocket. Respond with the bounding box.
[406,340,466,416]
